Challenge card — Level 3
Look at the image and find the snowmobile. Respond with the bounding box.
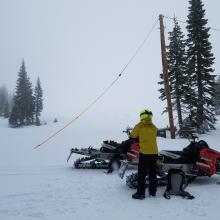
[67,127,140,172]
[66,126,172,171]
[67,141,125,171]
[121,135,220,189]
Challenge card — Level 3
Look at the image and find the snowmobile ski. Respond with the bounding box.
[118,160,129,179]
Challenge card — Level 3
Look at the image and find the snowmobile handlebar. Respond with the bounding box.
[191,134,199,143]
[123,126,132,137]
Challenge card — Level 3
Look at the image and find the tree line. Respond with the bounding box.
[0,86,12,118]
[158,0,220,136]
[0,60,43,127]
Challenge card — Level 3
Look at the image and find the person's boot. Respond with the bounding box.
[149,190,156,197]
[149,192,156,197]
[132,192,145,200]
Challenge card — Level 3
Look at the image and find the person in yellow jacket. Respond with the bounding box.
[131,109,158,199]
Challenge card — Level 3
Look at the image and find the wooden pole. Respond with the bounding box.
[159,14,176,139]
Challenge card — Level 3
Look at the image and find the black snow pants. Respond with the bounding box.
[137,153,158,196]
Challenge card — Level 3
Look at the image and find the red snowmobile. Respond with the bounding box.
[123,135,220,189]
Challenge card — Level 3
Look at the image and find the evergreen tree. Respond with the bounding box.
[158,18,187,131]
[9,60,35,127]
[4,101,10,118]
[0,85,8,117]
[8,96,19,127]
[34,77,43,125]
[8,93,14,115]
[185,0,216,132]
[25,77,35,125]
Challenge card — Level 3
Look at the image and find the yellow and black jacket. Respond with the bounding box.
[130,119,158,155]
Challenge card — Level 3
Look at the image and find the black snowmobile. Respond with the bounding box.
[67,135,139,173]
[67,126,170,172]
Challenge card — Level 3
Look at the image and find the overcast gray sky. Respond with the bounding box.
[0,0,219,136]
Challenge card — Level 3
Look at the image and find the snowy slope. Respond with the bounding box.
[0,117,220,220]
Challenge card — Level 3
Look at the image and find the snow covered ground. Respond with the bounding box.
[0,117,220,220]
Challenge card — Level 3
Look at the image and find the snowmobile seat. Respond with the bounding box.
[164,150,185,156]
[161,140,208,164]
[100,141,121,153]
[100,139,138,154]
[160,150,195,164]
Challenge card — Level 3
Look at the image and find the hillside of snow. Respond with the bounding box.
[0,116,220,220]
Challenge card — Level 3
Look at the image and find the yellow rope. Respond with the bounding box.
[33,75,121,149]
[33,18,159,150]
